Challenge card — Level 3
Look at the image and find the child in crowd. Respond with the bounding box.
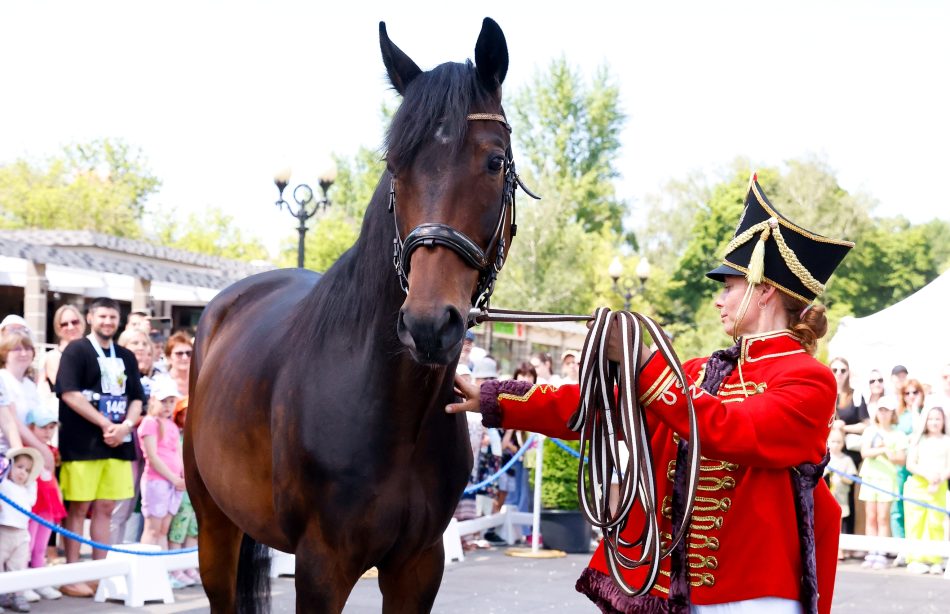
[825,428,857,561]
[903,407,950,575]
[0,448,42,612]
[167,397,200,586]
[25,408,65,602]
[137,380,188,589]
[859,396,908,569]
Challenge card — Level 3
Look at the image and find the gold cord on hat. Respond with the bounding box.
[722,217,826,296]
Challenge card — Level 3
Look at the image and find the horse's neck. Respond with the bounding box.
[304,179,405,346]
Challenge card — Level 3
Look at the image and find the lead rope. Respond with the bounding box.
[474,306,701,596]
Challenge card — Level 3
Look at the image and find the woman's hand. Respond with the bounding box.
[173,476,186,491]
[601,319,651,366]
[445,374,481,414]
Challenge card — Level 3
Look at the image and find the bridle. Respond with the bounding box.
[389,112,539,313]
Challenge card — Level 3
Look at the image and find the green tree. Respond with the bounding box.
[492,193,616,314]
[0,139,160,237]
[492,59,628,314]
[827,216,943,316]
[511,58,627,236]
[151,206,268,262]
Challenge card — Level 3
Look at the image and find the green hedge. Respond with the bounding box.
[539,438,581,510]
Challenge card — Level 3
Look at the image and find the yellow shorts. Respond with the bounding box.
[59,459,134,502]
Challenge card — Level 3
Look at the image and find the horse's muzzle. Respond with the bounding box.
[396,305,465,365]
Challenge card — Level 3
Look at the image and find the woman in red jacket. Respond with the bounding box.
[448,175,853,614]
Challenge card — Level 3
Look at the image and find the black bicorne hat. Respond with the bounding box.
[706,174,854,303]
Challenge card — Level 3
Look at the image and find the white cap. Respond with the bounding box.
[472,356,499,380]
[876,395,899,411]
[152,378,181,401]
[0,315,29,333]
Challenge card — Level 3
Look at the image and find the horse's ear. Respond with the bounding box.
[474,17,509,94]
[379,22,422,95]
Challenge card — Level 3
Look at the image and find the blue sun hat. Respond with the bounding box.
[25,405,59,428]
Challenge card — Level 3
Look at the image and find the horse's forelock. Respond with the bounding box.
[385,60,496,173]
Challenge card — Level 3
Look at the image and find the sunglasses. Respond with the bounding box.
[60,319,81,328]
[869,378,884,384]
[904,390,920,396]
[173,350,193,358]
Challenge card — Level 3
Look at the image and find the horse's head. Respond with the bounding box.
[381,18,522,365]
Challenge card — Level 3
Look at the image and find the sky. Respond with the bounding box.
[2,1,948,257]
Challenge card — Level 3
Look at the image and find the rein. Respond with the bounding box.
[389,113,539,311]
[475,306,701,597]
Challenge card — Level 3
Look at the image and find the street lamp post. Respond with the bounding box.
[608,256,651,311]
[273,167,337,268]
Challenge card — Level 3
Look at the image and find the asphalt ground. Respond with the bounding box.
[22,551,950,613]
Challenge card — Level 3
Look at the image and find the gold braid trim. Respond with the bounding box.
[723,218,825,296]
[770,224,825,295]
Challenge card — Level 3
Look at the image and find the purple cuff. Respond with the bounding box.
[576,567,684,614]
[479,379,533,428]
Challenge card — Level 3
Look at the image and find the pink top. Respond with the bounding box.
[137,416,183,482]
[32,444,67,521]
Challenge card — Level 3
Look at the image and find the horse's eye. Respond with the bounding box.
[487,156,505,173]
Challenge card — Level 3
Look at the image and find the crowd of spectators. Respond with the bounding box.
[826,358,950,577]
[0,301,201,608]
[452,340,582,550]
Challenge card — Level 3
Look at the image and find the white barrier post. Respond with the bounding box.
[94,543,174,607]
[531,435,544,554]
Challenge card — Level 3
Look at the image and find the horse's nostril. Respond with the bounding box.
[438,306,465,351]
[397,306,465,364]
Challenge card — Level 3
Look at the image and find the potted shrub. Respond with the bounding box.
[537,438,592,553]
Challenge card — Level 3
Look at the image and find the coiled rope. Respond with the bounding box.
[566,307,701,596]
[474,306,701,594]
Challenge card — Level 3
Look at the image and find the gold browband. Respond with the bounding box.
[466,113,511,132]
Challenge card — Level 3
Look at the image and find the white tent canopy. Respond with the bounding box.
[827,271,950,401]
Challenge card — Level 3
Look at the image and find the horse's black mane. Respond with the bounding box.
[298,59,497,348]
[386,60,497,171]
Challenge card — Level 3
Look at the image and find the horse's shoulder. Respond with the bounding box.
[197,268,321,340]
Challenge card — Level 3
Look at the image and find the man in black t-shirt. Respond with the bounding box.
[56,297,144,596]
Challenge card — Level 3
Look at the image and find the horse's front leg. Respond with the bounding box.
[378,540,445,614]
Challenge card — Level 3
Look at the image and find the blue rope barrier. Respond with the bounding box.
[551,438,948,516]
[0,489,197,556]
[825,465,950,516]
[464,434,537,494]
[551,437,582,458]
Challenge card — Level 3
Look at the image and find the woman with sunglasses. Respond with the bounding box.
[828,357,869,539]
[866,369,886,410]
[40,305,86,396]
[163,332,193,397]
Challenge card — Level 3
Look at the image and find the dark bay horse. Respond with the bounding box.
[184,18,523,614]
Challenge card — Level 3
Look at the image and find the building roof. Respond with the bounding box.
[0,229,272,290]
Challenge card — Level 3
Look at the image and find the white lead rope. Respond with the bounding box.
[472,305,701,596]
[569,307,701,596]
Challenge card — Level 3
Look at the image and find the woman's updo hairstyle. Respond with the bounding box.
[779,292,827,356]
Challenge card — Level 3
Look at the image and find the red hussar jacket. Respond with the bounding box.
[481,330,840,614]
